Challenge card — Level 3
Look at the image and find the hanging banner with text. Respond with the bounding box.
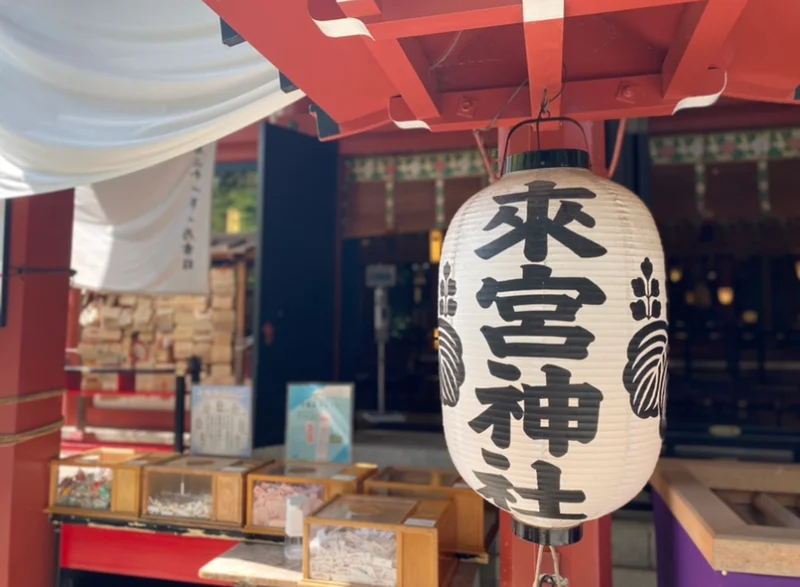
[71,144,216,295]
[190,385,253,458]
[285,383,354,464]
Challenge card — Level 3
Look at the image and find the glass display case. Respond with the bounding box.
[48,448,172,519]
[364,466,490,557]
[246,461,376,535]
[302,494,457,587]
[142,455,265,527]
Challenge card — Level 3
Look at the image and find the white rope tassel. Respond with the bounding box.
[532,544,544,587]
[533,545,564,586]
[550,545,562,585]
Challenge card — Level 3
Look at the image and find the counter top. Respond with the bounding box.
[199,542,481,587]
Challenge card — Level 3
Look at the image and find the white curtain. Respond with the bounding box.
[0,0,303,198]
[71,144,216,295]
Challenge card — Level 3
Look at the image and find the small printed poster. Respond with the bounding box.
[285,383,354,464]
[190,385,252,457]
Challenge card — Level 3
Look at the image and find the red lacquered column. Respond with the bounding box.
[496,122,613,587]
[0,190,75,587]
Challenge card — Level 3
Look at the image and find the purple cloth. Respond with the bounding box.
[653,492,800,586]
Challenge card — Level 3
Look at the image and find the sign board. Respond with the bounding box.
[190,385,252,458]
[285,383,354,464]
[365,264,396,288]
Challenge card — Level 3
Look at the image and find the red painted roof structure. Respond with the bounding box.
[205,0,799,141]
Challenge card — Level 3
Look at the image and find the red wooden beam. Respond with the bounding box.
[317,1,440,120]
[522,1,564,118]
[205,0,393,125]
[388,71,726,133]
[662,0,749,99]
[367,0,693,39]
[337,0,381,18]
[60,524,231,585]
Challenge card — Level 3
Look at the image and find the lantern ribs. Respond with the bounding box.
[338,0,441,121]
[661,0,750,99]
[366,0,692,39]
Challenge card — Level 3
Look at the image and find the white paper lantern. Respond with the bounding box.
[438,150,667,544]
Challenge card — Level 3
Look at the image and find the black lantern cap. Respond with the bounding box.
[503,148,590,175]
[512,519,584,546]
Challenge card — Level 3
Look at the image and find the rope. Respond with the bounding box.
[0,388,65,406]
[533,544,544,586]
[550,545,562,584]
[0,418,64,447]
[533,545,564,587]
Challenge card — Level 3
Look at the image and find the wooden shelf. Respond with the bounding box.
[652,458,800,578]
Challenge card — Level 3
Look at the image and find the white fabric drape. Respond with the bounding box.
[0,0,303,198]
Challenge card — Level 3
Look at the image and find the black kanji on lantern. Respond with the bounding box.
[473,470,518,510]
[475,180,608,262]
[523,364,603,458]
[482,447,511,470]
[476,264,606,361]
[469,386,523,450]
[469,360,523,449]
[511,461,587,521]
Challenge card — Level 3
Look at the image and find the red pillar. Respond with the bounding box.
[496,122,614,587]
[0,190,75,587]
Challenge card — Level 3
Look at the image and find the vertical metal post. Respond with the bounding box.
[173,372,186,454]
[374,286,388,415]
[377,339,386,415]
[174,356,202,454]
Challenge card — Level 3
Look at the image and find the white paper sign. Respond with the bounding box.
[190,385,252,457]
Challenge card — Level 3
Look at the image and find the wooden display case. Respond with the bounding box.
[48,448,173,520]
[652,459,800,584]
[245,461,377,535]
[301,494,458,587]
[364,466,488,557]
[141,455,266,528]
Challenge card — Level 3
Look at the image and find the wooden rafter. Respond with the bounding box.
[522,0,564,119]
[387,71,726,134]
[367,0,692,39]
[337,1,440,120]
[662,0,749,99]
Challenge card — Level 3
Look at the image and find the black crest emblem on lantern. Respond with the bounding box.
[623,258,669,436]
[439,262,465,407]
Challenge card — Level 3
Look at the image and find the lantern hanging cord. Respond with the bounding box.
[430,31,464,70]
[532,543,544,586]
[606,118,628,178]
[473,65,567,183]
[532,545,564,587]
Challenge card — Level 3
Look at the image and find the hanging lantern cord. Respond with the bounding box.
[532,545,564,587]
[532,543,544,585]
